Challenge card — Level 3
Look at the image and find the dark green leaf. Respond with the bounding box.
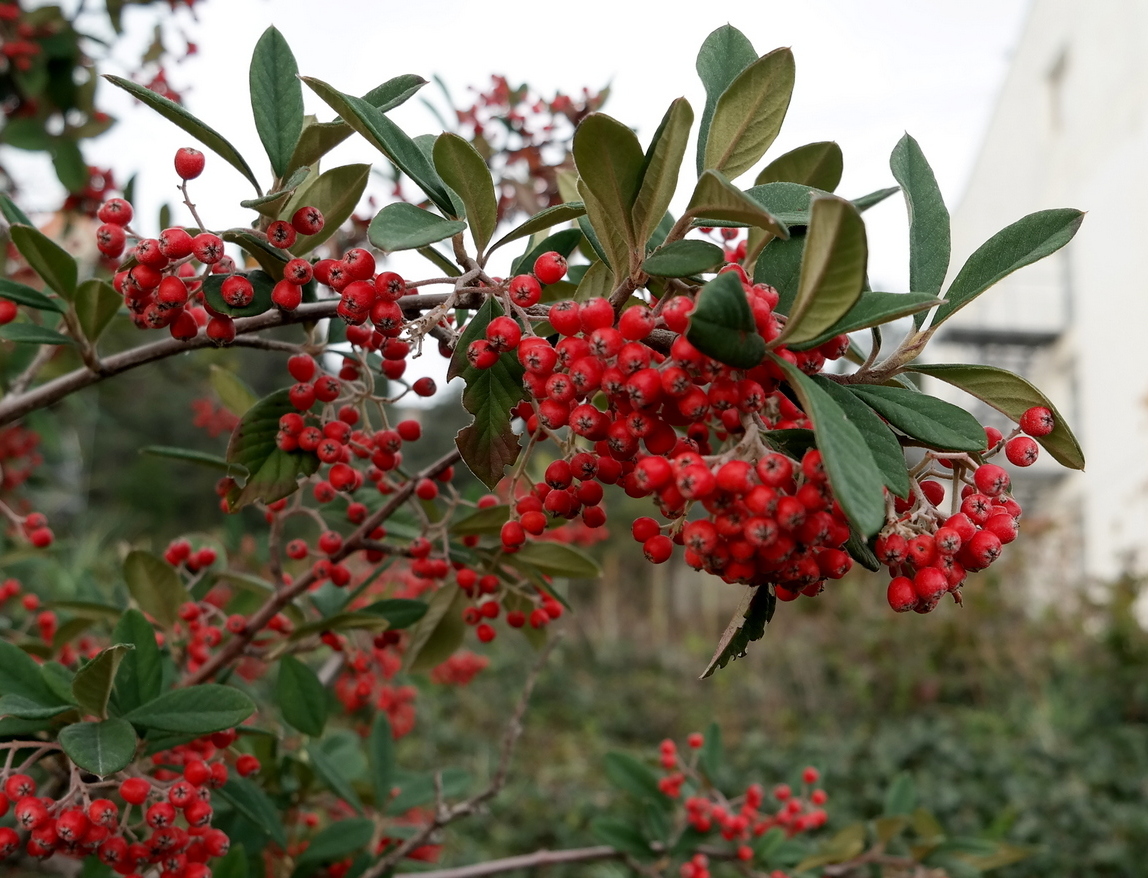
[0,694,73,719]
[293,819,373,875]
[686,271,765,369]
[755,141,843,190]
[450,504,511,535]
[604,752,663,801]
[211,845,250,878]
[891,134,950,310]
[50,138,87,193]
[360,599,428,630]
[591,817,655,860]
[58,718,136,776]
[795,822,866,871]
[776,197,867,347]
[210,365,258,417]
[123,684,255,734]
[275,656,327,737]
[8,224,77,300]
[72,644,132,719]
[754,233,805,313]
[931,208,1084,327]
[633,98,693,247]
[280,163,370,256]
[367,202,466,252]
[202,269,275,319]
[123,550,190,629]
[450,299,526,487]
[0,192,32,225]
[217,779,289,848]
[701,585,775,678]
[433,133,497,253]
[813,377,911,499]
[512,541,602,579]
[686,170,787,237]
[287,612,392,643]
[385,768,469,814]
[249,27,303,178]
[103,74,261,192]
[405,587,467,673]
[698,721,723,783]
[573,113,645,251]
[301,77,455,215]
[74,279,120,341]
[0,278,64,312]
[744,182,898,229]
[240,166,310,217]
[906,363,1084,469]
[577,181,628,273]
[111,610,161,715]
[695,24,757,175]
[306,742,364,813]
[883,771,917,816]
[789,291,941,351]
[286,74,427,176]
[40,661,75,704]
[140,445,249,477]
[641,239,723,277]
[0,323,72,345]
[487,202,587,255]
[368,713,394,805]
[0,639,61,702]
[220,230,290,279]
[771,356,886,536]
[704,48,795,180]
[225,388,320,510]
[509,227,583,278]
[846,384,987,452]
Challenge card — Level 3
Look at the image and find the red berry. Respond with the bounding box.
[220,274,255,308]
[235,754,260,777]
[174,147,206,180]
[1019,405,1054,437]
[267,220,297,249]
[206,314,236,345]
[533,251,567,284]
[119,777,151,805]
[97,197,133,225]
[886,576,917,613]
[291,206,325,236]
[508,274,542,307]
[1005,435,1039,466]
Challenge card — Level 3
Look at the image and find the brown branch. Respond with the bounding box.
[407,846,622,878]
[182,446,461,686]
[362,632,561,878]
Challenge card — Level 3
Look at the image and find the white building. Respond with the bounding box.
[928,0,1148,586]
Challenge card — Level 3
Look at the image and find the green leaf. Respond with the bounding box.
[578,179,630,274]
[573,259,614,302]
[633,98,693,248]
[50,138,88,193]
[0,278,64,312]
[221,230,290,279]
[931,208,1084,328]
[686,271,765,369]
[405,586,467,673]
[775,197,867,347]
[111,609,161,715]
[704,48,795,180]
[771,355,886,536]
[367,202,466,252]
[58,718,136,776]
[795,822,866,871]
[695,24,757,175]
[813,377,911,499]
[202,269,275,319]
[280,163,370,256]
[883,771,917,816]
[513,541,602,579]
[755,141,843,190]
[846,384,987,452]
[697,721,723,783]
[573,113,645,252]
[40,662,76,704]
[286,74,427,176]
[433,133,497,254]
[0,192,32,226]
[240,166,311,217]
[276,656,327,737]
[701,585,775,678]
[292,819,374,875]
[685,170,787,237]
[301,76,455,215]
[368,712,394,805]
[249,26,303,178]
[123,550,191,629]
[72,644,132,719]
[140,445,249,477]
[360,599,428,630]
[510,227,583,279]
[103,74,261,192]
[306,742,364,813]
[0,323,72,345]
[642,240,723,277]
[74,279,120,342]
[225,388,321,510]
[0,694,73,719]
[9,224,77,300]
[744,182,898,229]
[754,233,805,313]
[891,134,950,310]
[123,684,255,734]
[906,363,1084,469]
[451,504,511,535]
[287,612,392,643]
[450,299,526,488]
[604,752,663,801]
[212,846,250,878]
[218,779,289,848]
[591,817,655,860]
[488,202,587,256]
[210,365,258,417]
[385,768,469,814]
[0,639,62,703]
[789,291,942,351]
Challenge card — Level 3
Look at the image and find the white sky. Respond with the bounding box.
[19,0,1031,292]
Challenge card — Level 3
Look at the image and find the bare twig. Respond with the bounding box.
[408,846,622,878]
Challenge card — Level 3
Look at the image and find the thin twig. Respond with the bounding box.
[408,846,622,878]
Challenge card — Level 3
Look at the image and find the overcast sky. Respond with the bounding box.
[29,0,1033,292]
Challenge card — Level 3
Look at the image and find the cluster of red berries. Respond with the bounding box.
[656,734,827,878]
[0,730,246,876]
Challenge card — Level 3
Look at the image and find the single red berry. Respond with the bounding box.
[174,147,206,180]
[235,754,260,777]
[206,314,236,345]
[119,777,151,805]
[886,576,917,613]
[97,197,133,225]
[220,274,255,308]
[267,220,297,249]
[4,775,33,801]
[533,251,567,284]
[1019,405,1055,437]
[192,232,225,264]
[1005,435,1040,466]
[272,279,303,310]
[291,206,325,236]
[508,274,542,307]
